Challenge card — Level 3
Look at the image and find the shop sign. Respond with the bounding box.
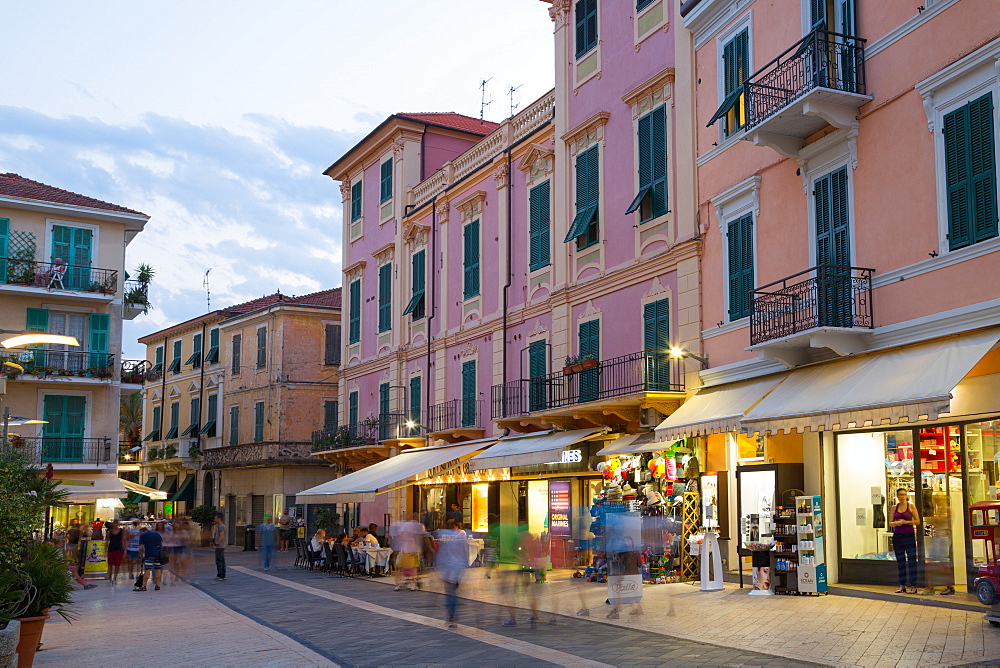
[561,449,582,463]
[82,540,108,577]
[549,481,571,536]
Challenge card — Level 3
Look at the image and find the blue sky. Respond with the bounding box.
[0,1,554,357]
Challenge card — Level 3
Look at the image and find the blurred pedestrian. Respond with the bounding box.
[436,525,468,628]
[446,502,463,527]
[277,509,292,552]
[124,520,141,578]
[105,520,125,584]
[172,518,191,582]
[259,516,278,571]
[392,518,423,591]
[135,526,163,592]
[161,520,180,584]
[212,514,227,581]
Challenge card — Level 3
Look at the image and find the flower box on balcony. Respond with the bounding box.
[563,358,597,375]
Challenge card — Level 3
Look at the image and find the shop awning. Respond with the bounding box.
[54,473,129,502]
[741,329,1000,434]
[121,478,167,500]
[296,438,496,504]
[468,428,600,471]
[597,432,658,455]
[654,374,787,442]
[159,476,178,496]
[169,476,195,503]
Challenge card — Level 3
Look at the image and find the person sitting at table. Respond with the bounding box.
[355,527,380,548]
[310,529,326,567]
[454,522,471,539]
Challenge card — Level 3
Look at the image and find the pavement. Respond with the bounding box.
[34,548,1000,667]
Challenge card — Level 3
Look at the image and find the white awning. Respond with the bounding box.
[295,438,495,504]
[597,432,658,455]
[54,473,129,502]
[468,428,599,470]
[654,375,787,442]
[742,329,1000,434]
[121,478,168,500]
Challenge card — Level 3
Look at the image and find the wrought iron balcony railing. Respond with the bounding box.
[750,265,874,346]
[743,28,867,131]
[203,441,317,469]
[11,436,113,465]
[0,257,118,294]
[10,349,115,378]
[427,399,484,433]
[120,359,151,384]
[492,350,684,419]
[311,413,411,450]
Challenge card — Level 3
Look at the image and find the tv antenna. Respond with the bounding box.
[479,77,493,122]
[204,269,212,311]
[508,84,523,117]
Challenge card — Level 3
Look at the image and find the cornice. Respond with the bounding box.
[560,111,611,144]
[621,68,675,106]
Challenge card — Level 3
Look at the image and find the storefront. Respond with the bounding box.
[50,472,131,531]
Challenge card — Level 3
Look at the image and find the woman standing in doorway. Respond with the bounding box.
[890,488,920,594]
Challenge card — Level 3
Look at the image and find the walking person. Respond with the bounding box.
[259,516,278,571]
[105,520,126,584]
[135,526,163,592]
[392,518,424,591]
[889,488,920,594]
[125,520,141,578]
[277,509,292,552]
[436,525,468,629]
[212,514,227,581]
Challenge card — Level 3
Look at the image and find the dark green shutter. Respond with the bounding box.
[183,397,200,436]
[153,346,163,373]
[380,159,393,203]
[231,334,241,374]
[409,376,421,434]
[403,250,426,319]
[27,307,49,332]
[722,30,749,136]
[643,299,672,390]
[727,214,754,320]
[229,406,239,446]
[324,400,339,431]
[945,93,997,250]
[256,327,267,367]
[378,263,392,332]
[146,405,162,441]
[529,181,551,270]
[88,313,110,368]
[0,217,8,283]
[379,382,390,440]
[254,402,264,442]
[349,391,359,428]
[461,361,477,427]
[201,394,218,436]
[325,324,341,365]
[187,333,202,367]
[349,279,361,343]
[575,0,597,58]
[351,181,362,221]
[52,225,92,290]
[43,395,86,462]
[629,106,667,220]
[815,167,852,327]
[578,320,600,403]
[528,340,547,412]
[166,402,179,439]
[169,339,182,373]
[206,328,220,364]
[566,146,599,245]
[810,0,828,27]
[463,220,480,299]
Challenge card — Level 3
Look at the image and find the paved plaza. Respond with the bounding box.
[34,548,1000,667]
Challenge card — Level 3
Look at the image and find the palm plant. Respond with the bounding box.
[119,393,143,446]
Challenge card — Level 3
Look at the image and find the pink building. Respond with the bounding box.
[661,0,1000,594]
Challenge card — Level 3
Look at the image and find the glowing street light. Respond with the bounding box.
[1,332,80,348]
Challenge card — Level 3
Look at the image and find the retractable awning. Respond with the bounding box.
[468,428,600,471]
[54,473,129,502]
[597,432,658,456]
[170,476,195,503]
[121,478,167,500]
[654,374,787,442]
[741,329,1000,434]
[296,438,496,504]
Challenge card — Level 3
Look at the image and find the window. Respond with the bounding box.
[256,327,267,368]
[565,146,600,249]
[529,181,551,270]
[205,328,220,364]
[41,395,86,462]
[182,397,200,436]
[323,400,338,431]
[637,0,654,9]
[186,333,202,368]
[201,394,218,437]
[152,346,163,374]
[402,250,426,319]
[463,220,480,299]
[168,340,182,374]
[461,360,477,427]
[575,0,598,59]
[643,299,674,390]
[348,391,359,429]
[727,214,755,320]
[627,105,668,222]
[528,340,547,412]
[380,159,393,203]
[51,224,93,290]
[378,382,390,441]
[351,180,362,222]
[145,405,161,441]
[228,406,239,446]
[87,313,109,368]
[409,376,421,435]
[324,324,341,365]
[814,167,853,328]
[709,28,750,137]
[231,334,242,374]
[0,218,7,281]
[253,401,264,442]
[378,263,392,332]
[165,402,179,440]
[944,93,997,250]
[348,279,361,343]
[578,320,600,402]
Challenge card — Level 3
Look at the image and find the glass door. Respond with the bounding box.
[964,421,1000,589]
[918,426,964,592]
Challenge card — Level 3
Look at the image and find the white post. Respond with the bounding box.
[700,531,724,591]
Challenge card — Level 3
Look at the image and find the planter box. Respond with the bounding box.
[579,358,598,371]
[14,614,47,668]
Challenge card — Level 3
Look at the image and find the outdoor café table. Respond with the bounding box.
[354,546,392,574]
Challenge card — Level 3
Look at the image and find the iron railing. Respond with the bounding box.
[311,413,410,449]
[750,265,874,345]
[427,399,483,433]
[13,436,112,465]
[743,28,867,130]
[121,359,151,384]
[123,279,149,306]
[12,349,115,377]
[0,257,118,293]
[491,350,684,419]
[203,441,318,469]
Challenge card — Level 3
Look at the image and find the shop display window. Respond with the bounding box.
[736,433,764,462]
[966,420,1000,573]
[737,468,775,548]
[527,480,549,536]
[470,483,489,532]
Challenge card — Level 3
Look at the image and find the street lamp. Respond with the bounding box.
[668,346,710,369]
[1,330,80,348]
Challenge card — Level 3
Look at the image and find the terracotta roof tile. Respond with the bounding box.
[291,288,342,308]
[0,173,147,216]
[395,112,500,136]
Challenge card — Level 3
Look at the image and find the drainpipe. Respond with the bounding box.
[425,195,437,437]
[197,322,206,499]
[501,147,512,388]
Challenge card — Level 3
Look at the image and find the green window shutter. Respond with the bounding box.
[529,181,551,270]
[145,405,162,441]
[256,327,267,367]
[629,106,668,220]
[349,279,361,343]
[348,391,359,428]
[169,339,182,373]
[206,328,220,364]
[379,382,390,439]
[565,146,599,244]
[409,376,421,430]
[0,217,8,284]
[946,93,998,250]
[727,215,754,320]
[461,360,477,427]
[378,263,392,332]
[231,334,242,373]
[201,394,218,436]
[325,324,341,365]
[229,406,239,446]
[53,226,93,289]
[643,299,670,353]
[88,313,110,368]
[463,220,480,299]
[253,402,264,442]
[27,307,49,332]
[42,395,86,462]
[637,0,654,9]
[165,402,179,439]
[380,159,393,203]
[720,29,749,136]
[153,346,163,373]
[575,0,597,58]
[577,320,600,403]
[403,250,426,319]
[324,400,339,431]
[51,225,71,265]
[351,180,363,222]
[810,0,828,28]
[187,333,202,367]
[183,397,200,436]
[528,341,547,379]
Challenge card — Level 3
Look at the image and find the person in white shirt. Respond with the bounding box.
[356,527,379,548]
[310,529,327,568]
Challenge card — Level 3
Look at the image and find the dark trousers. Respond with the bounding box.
[215,548,226,578]
[892,532,917,587]
[443,578,459,621]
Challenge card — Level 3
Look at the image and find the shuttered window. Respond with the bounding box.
[378,382,391,441]
[402,250,426,319]
[380,159,393,203]
[643,299,674,390]
[88,313,109,368]
[205,328,220,364]
[351,180,362,222]
[378,263,392,332]
[186,333,202,367]
[348,279,361,344]
[166,402,179,440]
[710,28,749,137]
[201,394,218,437]
[814,167,853,328]
[463,220,480,299]
[944,93,998,251]
[348,391,359,428]
[637,0,654,9]
[153,346,163,374]
[253,401,265,442]
[228,406,239,446]
[577,320,600,403]
[183,397,200,436]
[256,327,267,368]
[145,405,161,441]
[627,105,667,221]
[168,339,182,374]
[409,376,421,434]
[575,0,598,59]
[324,324,341,365]
[529,181,551,270]
[51,225,92,289]
[726,214,755,320]
[324,400,339,431]
[461,361,477,427]
[231,334,242,374]
[565,146,599,248]
[0,217,8,283]
[528,340,547,412]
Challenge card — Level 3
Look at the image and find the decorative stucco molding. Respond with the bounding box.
[528,320,548,339]
[547,0,571,29]
[454,190,487,224]
[344,259,366,282]
[579,300,602,320]
[643,276,669,300]
[622,68,674,119]
[435,199,451,225]
[561,111,611,156]
[371,242,395,263]
[339,180,352,203]
[391,138,406,162]
[493,162,509,190]
[460,342,479,358]
[711,175,761,232]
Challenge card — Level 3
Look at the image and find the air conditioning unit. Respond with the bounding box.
[640,407,663,429]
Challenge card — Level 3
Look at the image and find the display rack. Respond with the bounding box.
[772,495,827,595]
[772,506,799,594]
[681,491,700,581]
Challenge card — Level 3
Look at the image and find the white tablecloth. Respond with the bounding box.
[355,547,392,571]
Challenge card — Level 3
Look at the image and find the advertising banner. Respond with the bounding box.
[82,540,109,577]
[548,481,571,537]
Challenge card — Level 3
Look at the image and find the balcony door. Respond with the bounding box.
[814,167,853,328]
[42,395,86,462]
[51,225,92,290]
[578,320,599,403]
[809,0,858,92]
[644,299,672,391]
[48,312,87,372]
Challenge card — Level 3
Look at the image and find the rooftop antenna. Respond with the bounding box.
[204,269,212,311]
[479,77,493,122]
[508,84,523,117]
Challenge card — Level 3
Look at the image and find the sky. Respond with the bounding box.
[0,1,555,357]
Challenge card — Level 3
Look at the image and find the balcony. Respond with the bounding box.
[203,441,326,470]
[120,359,152,390]
[5,349,115,381]
[0,256,118,299]
[427,399,485,442]
[740,29,870,157]
[750,265,874,366]
[123,279,151,320]
[492,350,684,430]
[12,437,114,466]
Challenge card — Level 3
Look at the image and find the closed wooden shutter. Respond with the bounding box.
[528,340,547,412]
[351,181,362,221]
[409,376,421,432]
[726,214,754,320]
[575,0,597,58]
[349,280,361,343]
[578,320,600,402]
[463,220,480,299]
[256,327,267,367]
[529,181,551,270]
[253,402,264,442]
[945,93,997,250]
[380,159,393,203]
[325,324,341,365]
[378,263,392,332]
[461,361,477,427]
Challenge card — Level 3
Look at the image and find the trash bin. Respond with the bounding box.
[243,524,257,551]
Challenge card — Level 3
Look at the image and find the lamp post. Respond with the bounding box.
[668,346,710,369]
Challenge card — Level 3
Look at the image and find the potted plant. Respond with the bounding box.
[187,444,201,458]
[312,508,341,534]
[11,542,76,667]
[0,570,27,668]
[163,444,178,459]
[563,355,582,375]
[147,448,161,460]
[190,505,218,547]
